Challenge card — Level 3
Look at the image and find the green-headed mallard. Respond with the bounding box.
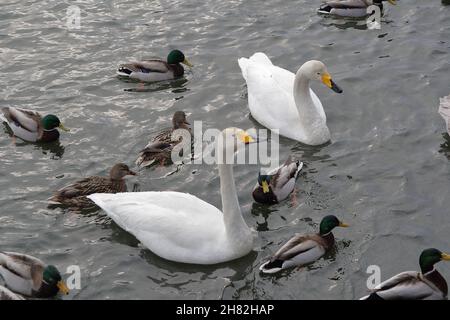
[48,163,137,208]
[252,157,303,204]
[0,107,69,143]
[117,50,193,82]
[318,0,396,17]
[136,111,191,168]
[0,252,69,298]
[0,285,25,300]
[360,248,450,300]
[260,215,349,274]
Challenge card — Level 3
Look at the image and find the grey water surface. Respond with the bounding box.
[0,0,450,299]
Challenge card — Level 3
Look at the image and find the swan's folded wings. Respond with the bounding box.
[87,192,225,249]
[439,95,450,135]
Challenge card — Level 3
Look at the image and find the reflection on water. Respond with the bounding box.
[37,140,65,159]
[121,77,189,93]
[438,133,450,159]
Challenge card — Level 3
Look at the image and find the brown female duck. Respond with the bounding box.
[48,163,136,208]
[136,111,192,168]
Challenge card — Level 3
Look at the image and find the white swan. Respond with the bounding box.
[88,128,256,265]
[439,94,450,135]
[238,53,342,145]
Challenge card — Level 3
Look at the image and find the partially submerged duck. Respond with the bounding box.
[260,215,349,274]
[48,163,136,208]
[117,50,193,82]
[136,111,192,168]
[0,107,69,143]
[0,252,69,298]
[360,248,450,300]
[252,157,303,204]
[0,285,25,300]
[318,0,397,18]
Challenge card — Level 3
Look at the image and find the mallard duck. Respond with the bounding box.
[252,157,303,204]
[238,53,342,145]
[117,50,193,82]
[136,111,191,168]
[0,107,69,143]
[360,248,450,300]
[0,285,24,300]
[48,163,137,208]
[318,0,396,17]
[439,94,450,135]
[260,215,349,274]
[88,128,257,265]
[0,252,69,298]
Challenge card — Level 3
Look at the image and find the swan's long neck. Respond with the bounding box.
[293,73,322,123]
[218,163,251,239]
[292,71,329,144]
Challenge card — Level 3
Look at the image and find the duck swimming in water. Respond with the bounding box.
[117,50,193,82]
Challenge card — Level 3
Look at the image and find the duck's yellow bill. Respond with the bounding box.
[59,123,70,132]
[339,222,349,227]
[388,0,396,5]
[238,131,255,144]
[182,58,193,68]
[57,281,70,295]
[441,253,450,261]
[262,180,270,194]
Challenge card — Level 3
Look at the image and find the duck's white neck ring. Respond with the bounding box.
[424,267,436,276]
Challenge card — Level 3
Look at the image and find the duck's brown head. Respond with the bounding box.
[110,163,136,180]
[172,111,190,130]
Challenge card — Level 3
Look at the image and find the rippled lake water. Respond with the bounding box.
[1,0,450,300]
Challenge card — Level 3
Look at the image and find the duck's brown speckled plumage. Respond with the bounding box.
[48,163,136,209]
[136,111,192,168]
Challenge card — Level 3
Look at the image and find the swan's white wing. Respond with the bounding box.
[241,60,302,138]
[439,95,450,135]
[88,192,229,264]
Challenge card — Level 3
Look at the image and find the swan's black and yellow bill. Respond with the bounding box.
[339,222,349,227]
[182,58,193,68]
[322,73,343,94]
[441,253,450,261]
[59,123,70,132]
[57,281,70,295]
[388,0,397,5]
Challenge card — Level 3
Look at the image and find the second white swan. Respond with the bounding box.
[238,53,342,145]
